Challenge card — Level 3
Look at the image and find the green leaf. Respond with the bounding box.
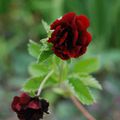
[70,73,102,90]
[79,74,102,90]
[68,77,95,105]
[22,77,42,92]
[40,38,48,44]
[22,76,57,92]
[37,50,53,63]
[41,20,53,37]
[29,63,48,77]
[42,20,50,33]
[74,57,100,73]
[28,40,41,58]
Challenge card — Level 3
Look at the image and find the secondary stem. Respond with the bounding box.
[71,96,96,120]
[37,70,54,96]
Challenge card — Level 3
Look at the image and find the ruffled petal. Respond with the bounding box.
[77,15,90,31]
[28,100,41,109]
[62,12,76,24]
[11,96,21,111]
[20,93,30,105]
[80,31,92,46]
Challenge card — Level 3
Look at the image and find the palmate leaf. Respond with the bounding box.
[68,77,95,105]
[22,76,57,92]
[74,57,100,73]
[28,40,41,58]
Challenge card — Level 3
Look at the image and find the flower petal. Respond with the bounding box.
[77,15,90,31]
[11,96,21,111]
[62,12,76,24]
[80,31,92,46]
[28,100,41,109]
[20,93,30,105]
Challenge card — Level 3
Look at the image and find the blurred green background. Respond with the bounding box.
[0,0,120,120]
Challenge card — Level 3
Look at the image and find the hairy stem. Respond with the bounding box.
[71,96,96,120]
[37,70,54,96]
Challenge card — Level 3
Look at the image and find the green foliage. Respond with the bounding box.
[28,40,41,58]
[37,49,53,63]
[28,39,53,63]
[22,76,57,92]
[28,19,54,63]
[68,77,95,105]
[67,72,102,105]
[74,57,100,73]
[42,20,53,38]
[26,20,101,104]
[79,74,102,90]
[22,77,43,92]
[29,63,48,77]
[42,20,50,33]
[69,73,102,90]
[26,36,101,105]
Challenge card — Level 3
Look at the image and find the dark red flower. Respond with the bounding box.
[11,93,49,120]
[48,12,92,60]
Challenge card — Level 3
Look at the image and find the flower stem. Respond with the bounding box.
[71,96,96,120]
[37,70,54,96]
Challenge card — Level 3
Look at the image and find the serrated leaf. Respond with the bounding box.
[48,30,53,38]
[28,40,41,58]
[68,77,95,105]
[40,38,48,44]
[42,20,50,33]
[37,50,53,63]
[41,20,53,38]
[74,57,100,73]
[79,74,102,90]
[70,74,102,90]
[22,76,57,92]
